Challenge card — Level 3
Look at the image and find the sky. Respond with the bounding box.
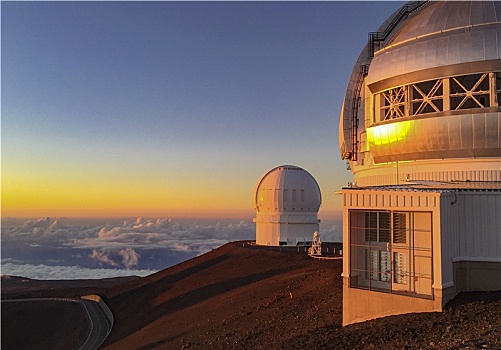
[1,1,407,279]
[2,1,404,220]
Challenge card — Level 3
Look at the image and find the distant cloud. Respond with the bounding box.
[1,258,25,264]
[98,226,122,238]
[1,261,156,280]
[89,249,118,267]
[319,223,342,242]
[3,217,254,253]
[21,217,51,232]
[65,218,253,255]
[170,242,190,253]
[119,248,140,268]
[2,217,255,277]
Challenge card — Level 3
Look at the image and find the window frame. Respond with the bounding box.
[349,210,433,299]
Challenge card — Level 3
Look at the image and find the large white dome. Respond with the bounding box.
[253,165,321,214]
[339,1,501,186]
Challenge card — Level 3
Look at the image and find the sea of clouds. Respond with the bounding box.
[1,217,342,280]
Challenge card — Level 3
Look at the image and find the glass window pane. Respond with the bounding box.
[393,212,407,243]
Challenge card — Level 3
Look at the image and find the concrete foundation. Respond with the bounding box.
[342,278,443,326]
[454,261,501,293]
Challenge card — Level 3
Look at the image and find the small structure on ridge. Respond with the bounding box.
[308,231,322,256]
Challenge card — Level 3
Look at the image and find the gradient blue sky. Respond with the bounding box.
[2,1,404,219]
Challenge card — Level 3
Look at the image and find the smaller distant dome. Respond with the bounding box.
[254,165,321,214]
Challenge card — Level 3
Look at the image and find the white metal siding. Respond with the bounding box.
[440,191,501,286]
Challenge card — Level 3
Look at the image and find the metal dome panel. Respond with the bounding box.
[254,165,321,214]
[366,111,501,163]
[388,1,500,45]
[367,1,501,88]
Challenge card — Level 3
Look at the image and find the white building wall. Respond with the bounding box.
[352,159,501,187]
[255,221,280,246]
[254,213,319,246]
[439,193,458,289]
[440,191,501,294]
[280,223,318,245]
[441,192,501,261]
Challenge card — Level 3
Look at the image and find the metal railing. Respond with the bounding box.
[368,1,428,58]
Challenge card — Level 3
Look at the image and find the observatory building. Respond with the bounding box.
[253,165,321,246]
[339,1,501,325]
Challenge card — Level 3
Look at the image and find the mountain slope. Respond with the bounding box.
[2,241,500,349]
[101,242,342,349]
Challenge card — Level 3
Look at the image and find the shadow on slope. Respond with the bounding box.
[102,242,313,347]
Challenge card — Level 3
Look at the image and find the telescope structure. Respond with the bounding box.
[339,1,501,325]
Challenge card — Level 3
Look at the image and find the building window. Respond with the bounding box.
[380,86,407,120]
[373,71,499,123]
[364,211,390,242]
[366,249,391,282]
[495,72,501,106]
[393,212,406,244]
[410,79,443,115]
[349,210,433,297]
[393,252,407,284]
[450,73,490,110]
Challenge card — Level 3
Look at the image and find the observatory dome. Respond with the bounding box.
[339,0,501,328]
[253,165,321,246]
[254,165,321,214]
[339,0,501,186]
[367,1,501,89]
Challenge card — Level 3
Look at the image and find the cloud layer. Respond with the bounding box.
[2,217,255,279]
[0,261,156,280]
[2,217,341,280]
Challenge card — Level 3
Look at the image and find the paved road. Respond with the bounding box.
[2,297,111,350]
[79,299,111,350]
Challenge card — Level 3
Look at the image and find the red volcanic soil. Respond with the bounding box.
[2,242,501,350]
[1,275,138,299]
[101,242,343,350]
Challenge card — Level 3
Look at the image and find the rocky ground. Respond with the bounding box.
[2,242,500,350]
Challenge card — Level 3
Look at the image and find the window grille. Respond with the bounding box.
[349,210,432,297]
[450,73,490,110]
[393,213,407,244]
[380,86,406,120]
[378,212,390,242]
[373,71,499,124]
[410,79,443,115]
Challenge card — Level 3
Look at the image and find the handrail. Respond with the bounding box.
[348,64,369,161]
[368,1,428,58]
